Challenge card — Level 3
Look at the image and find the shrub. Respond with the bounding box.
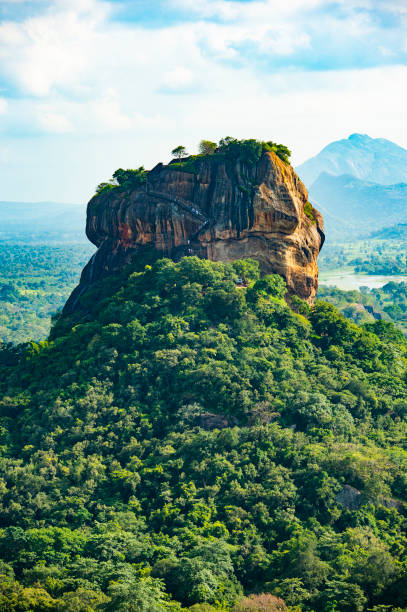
[95,167,147,196]
[232,593,287,611]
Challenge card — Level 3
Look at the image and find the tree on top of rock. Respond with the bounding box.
[199,140,217,156]
[171,146,188,162]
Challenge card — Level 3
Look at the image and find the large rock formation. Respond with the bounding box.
[65,152,324,312]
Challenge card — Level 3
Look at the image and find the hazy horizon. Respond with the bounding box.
[1,0,407,202]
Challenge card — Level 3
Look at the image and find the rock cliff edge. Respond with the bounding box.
[65,151,324,312]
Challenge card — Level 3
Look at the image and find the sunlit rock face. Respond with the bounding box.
[65,152,324,313]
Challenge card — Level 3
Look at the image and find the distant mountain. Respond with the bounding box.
[0,201,87,242]
[296,133,407,187]
[370,223,407,240]
[309,173,407,240]
[296,134,407,242]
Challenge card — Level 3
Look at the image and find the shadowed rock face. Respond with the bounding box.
[65,152,324,313]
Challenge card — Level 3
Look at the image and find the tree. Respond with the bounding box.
[112,167,146,188]
[232,259,260,284]
[199,140,217,156]
[57,588,109,611]
[171,146,187,161]
[218,138,263,164]
[95,181,115,195]
[264,142,291,164]
[249,274,287,300]
[106,575,175,612]
[232,593,287,611]
[315,580,367,612]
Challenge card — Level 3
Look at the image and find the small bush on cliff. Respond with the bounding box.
[263,141,292,164]
[112,167,147,188]
[250,274,287,300]
[304,201,316,224]
[95,180,116,195]
[95,167,147,195]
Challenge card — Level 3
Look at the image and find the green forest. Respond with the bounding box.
[0,243,94,344]
[319,240,407,275]
[318,282,407,334]
[1,256,407,610]
[4,239,407,346]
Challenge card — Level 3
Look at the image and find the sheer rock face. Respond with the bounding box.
[65,152,324,313]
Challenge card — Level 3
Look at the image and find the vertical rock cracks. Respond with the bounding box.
[64,152,324,313]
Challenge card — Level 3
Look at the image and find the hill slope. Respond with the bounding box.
[296,133,407,187]
[309,173,407,240]
[1,257,407,611]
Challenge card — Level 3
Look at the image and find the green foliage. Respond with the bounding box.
[231,260,261,285]
[248,274,287,301]
[106,575,176,611]
[95,168,147,196]
[218,138,263,165]
[112,167,147,189]
[215,138,291,165]
[0,243,94,344]
[0,257,407,610]
[95,181,116,196]
[199,141,217,156]
[303,202,316,224]
[262,142,292,164]
[318,278,407,334]
[171,146,188,161]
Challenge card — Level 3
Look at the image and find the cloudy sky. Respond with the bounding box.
[0,0,406,202]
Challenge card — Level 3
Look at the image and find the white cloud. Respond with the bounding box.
[0,0,109,96]
[161,66,195,91]
[36,107,73,133]
[0,0,406,201]
[90,88,172,131]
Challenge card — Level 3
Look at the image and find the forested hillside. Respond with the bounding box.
[319,282,407,334]
[1,257,407,611]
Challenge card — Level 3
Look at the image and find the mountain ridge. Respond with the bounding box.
[296,133,407,187]
[296,134,407,241]
[309,172,407,240]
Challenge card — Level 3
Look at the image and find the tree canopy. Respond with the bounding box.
[171,146,188,161]
[0,256,407,610]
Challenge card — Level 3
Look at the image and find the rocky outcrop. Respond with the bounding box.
[336,485,363,510]
[65,152,324,313]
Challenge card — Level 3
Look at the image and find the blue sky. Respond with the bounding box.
[0,0,407,202]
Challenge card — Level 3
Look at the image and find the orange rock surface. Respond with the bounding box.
[65,152,324,312]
